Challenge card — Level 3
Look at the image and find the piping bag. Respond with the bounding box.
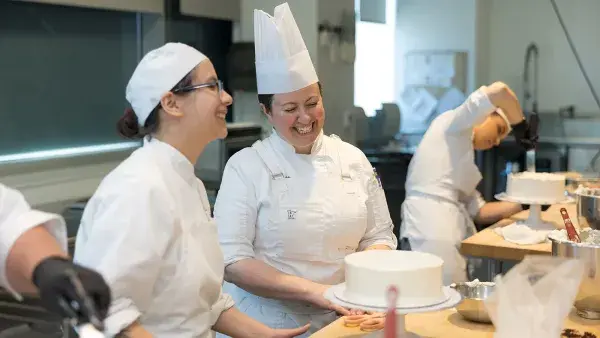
[484,255,584,338]
[58,269,106,338]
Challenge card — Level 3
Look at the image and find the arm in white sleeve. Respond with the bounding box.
[446,87,496,133]
[0,183,67,299]
[214,158,258,267]
[209,291,235,326]
[465,190,486,219]
[215,154,325,303]
[358,156,398,251]
[73,183,173,336]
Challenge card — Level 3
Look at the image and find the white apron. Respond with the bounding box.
[219,135,367,337]
[401,192,478,284]
[401,148,481,285]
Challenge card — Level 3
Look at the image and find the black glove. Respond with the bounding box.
[32,256,111,330]
[521,204,551,211]
[512,113,539,151]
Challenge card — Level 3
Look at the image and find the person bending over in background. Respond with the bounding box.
[400,81,538,285]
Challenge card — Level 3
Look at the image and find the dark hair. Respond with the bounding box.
[258,81,323,113]
[117,70,195,139]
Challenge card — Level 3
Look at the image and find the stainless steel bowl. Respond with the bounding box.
[451,283,495,324]
[578,193,600,230]
[550,235,600,320]
[565,174,600,198]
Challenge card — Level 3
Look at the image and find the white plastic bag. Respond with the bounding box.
[484,255,585,338]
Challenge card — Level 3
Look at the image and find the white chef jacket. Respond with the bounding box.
[74,137,234,338]
[0,184,67,299]
[400,88,494,284]
[214,129,397,334]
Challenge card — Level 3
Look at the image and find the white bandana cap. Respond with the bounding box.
[126,42,207,125]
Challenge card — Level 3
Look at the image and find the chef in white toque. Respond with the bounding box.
[214,3,397,336]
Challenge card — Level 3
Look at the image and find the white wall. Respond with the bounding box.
[394,0,600,116]
[487,0,600,115]
[395,0,477,94]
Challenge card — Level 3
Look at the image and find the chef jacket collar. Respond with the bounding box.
[143,136,197,186]
[271,128,324,156]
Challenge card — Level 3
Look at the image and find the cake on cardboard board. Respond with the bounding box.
[339,250,446,308]
[506,172,566,202]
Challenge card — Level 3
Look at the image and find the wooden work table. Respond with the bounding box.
[311,308,600,337]
[460,203,575,261]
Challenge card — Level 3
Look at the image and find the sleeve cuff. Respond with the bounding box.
[103,299,142,336]
[210,292,235,326]
[0,210,66,300]
[466,192,486,218]
[359,238,398,251]
[471,88,496,118]
[223,251,255,268]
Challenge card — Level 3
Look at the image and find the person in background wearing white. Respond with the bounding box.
[214,3,397,336]
[0,183,110,328]
[73,43,309,338]
[400,82,539,285]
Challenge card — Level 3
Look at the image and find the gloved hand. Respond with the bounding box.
[512,113,539,151]
[32,256,111,330]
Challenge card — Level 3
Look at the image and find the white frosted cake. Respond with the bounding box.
[341,250,446,308]
[506,172,566,201]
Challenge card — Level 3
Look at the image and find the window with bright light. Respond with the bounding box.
[354,0,396,117]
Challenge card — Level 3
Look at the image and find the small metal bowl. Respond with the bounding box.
[451,282,495,324]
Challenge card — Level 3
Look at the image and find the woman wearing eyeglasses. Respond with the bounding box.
[73,43,309,338]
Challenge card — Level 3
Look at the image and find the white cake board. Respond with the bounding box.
[325,285,461,338]
[495,193,573,230]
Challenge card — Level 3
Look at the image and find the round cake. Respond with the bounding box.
[506,172,566,201]
[342,250,445,308]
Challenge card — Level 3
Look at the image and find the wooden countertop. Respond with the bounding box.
[311,308,600,337]
[460,203,575,261]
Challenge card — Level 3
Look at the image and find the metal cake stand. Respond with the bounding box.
[495,193,574,230]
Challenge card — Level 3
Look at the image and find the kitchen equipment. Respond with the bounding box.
[523,42,539,173]
[550,231,600,320]
[60,269,106,338]
[450,282,494,324]
[560,208,581,242]
[325,284,461,337]
[194,122,263,190]
[565,173,600,198]
[577,191,600,231]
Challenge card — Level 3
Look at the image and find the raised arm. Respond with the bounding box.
[447,82,524,133]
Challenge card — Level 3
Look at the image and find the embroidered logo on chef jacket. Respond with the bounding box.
[372,167,383,188]
[287,209,297,220]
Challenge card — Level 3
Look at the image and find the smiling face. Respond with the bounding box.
[472,111,510,150]
[161,60,233,144]
[179,60,232,141]
[261,83,324,154]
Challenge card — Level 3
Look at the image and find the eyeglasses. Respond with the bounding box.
[172,79,224,96]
